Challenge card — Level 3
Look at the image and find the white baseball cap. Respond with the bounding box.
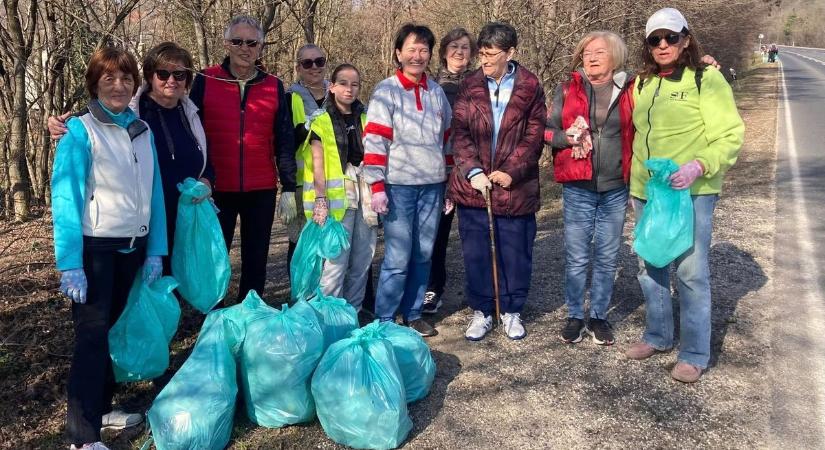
[645,8,689,38]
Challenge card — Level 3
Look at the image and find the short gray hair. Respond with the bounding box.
[224,15,265,43]
[570,31,627,72]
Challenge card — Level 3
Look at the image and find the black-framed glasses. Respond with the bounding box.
[155,69,187,81]
[229,38,259,48]
[646,33,682,47]
[298,57,327,69]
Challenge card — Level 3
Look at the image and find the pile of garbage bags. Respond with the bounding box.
[146,290,435,450]
[144,218,436,450]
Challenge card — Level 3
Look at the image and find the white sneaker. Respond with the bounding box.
[70,442,110,450]
[501,312,526,340]
[465,310,493,341]
[100,409,143,431]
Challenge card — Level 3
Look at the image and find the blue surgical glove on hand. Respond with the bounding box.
[60,269,88,304]
[143,256,163,284]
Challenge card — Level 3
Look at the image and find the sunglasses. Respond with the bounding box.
[155,69,187,82]
[298,57,326,69]
[647,33,683,47]
[228,38,259,48]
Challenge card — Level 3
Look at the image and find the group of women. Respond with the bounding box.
[50,7,743,449]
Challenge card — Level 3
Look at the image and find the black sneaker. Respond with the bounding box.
[405,318,438,337]
[422,291,443,315]
[560,318,586,343]
[587,318,615,345]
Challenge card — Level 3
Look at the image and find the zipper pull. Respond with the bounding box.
[133,152,138,163]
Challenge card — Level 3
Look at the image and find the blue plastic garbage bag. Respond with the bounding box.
[109,276,180,382]
[308,288,358,351]
[375,321,436,403]
[290,218,350,301]
[147,304,245,450]
[633,158,695,268]
[311,323,412,449]
[172,177,230,313]
[238,291,325,427]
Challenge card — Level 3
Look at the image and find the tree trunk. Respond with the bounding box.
[192,13,210,68]
[303,0,317,43]
[5,0,36,222]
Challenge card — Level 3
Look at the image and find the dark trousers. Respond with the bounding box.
[66,245,144,445]
[457,207,536,317]
[427,209,455,295]
[214,189,277,302]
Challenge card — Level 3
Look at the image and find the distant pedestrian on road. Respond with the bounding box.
[625,7,745,383]
[449,22,546,341]
[546,31,635,346]
[363,23,453,337]
[422,27,477,315]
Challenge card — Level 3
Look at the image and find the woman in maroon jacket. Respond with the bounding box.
[448,22,546,341]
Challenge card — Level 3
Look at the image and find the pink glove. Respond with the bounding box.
[670,160,704,190]
[371,191,389,215]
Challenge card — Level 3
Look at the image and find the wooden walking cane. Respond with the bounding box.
[485,186,502,326]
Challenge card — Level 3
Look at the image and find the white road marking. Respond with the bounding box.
[778,59,825,427]
[784,51,825,66]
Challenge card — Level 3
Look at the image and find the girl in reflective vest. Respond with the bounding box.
[299,63,377,311]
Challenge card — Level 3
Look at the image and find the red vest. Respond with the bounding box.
[202,65,280,192]
[552,71,634,183]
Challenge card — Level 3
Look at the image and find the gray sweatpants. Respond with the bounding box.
[319,205,377,310]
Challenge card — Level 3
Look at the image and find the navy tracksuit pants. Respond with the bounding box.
[457,206,536,317]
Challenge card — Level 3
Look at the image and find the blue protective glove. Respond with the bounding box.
[60,269,88,304]
[143,256,163,284]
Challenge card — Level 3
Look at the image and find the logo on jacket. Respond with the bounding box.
[670,91,689,101]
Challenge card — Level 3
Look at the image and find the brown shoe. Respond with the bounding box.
[625,342,658,360]
[671,362,702,383]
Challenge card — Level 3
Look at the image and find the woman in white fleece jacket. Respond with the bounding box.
[362,23,453,337]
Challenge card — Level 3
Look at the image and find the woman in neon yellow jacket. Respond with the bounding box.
[299,63,377,311]
[624,8,745,383]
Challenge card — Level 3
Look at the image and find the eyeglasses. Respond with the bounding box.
[646,33,682,47]
[228,38,259,48]
[298,57,327,69]
[583,50,609,59]
[155,70,187,82]
[478,49,505,59]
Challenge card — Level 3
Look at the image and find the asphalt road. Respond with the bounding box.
[770,46,825,448]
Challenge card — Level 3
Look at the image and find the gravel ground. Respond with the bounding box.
[0,64,778,450]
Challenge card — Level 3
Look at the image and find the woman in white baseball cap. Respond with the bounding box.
[624,7,745,383]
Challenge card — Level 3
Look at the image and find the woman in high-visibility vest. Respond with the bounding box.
[300,63,377,311]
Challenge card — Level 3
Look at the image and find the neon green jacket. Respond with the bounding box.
[630,66,745,199]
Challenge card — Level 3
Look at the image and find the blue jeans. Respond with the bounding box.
[633,194,718,369]
[563,185,628,320]
[375,183,444,322]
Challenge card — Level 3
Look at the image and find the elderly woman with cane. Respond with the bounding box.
[625,8,744,382]
[448,22,546,341]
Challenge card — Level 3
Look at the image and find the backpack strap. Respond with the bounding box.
[695,66,705,94]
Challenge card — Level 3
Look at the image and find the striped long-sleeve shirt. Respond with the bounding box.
[362,70,452,193]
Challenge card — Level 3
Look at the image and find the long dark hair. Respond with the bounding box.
[638,27,705,82]
[325,63,361,112]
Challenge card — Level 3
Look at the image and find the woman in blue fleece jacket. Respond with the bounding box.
[51,47,166,450]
